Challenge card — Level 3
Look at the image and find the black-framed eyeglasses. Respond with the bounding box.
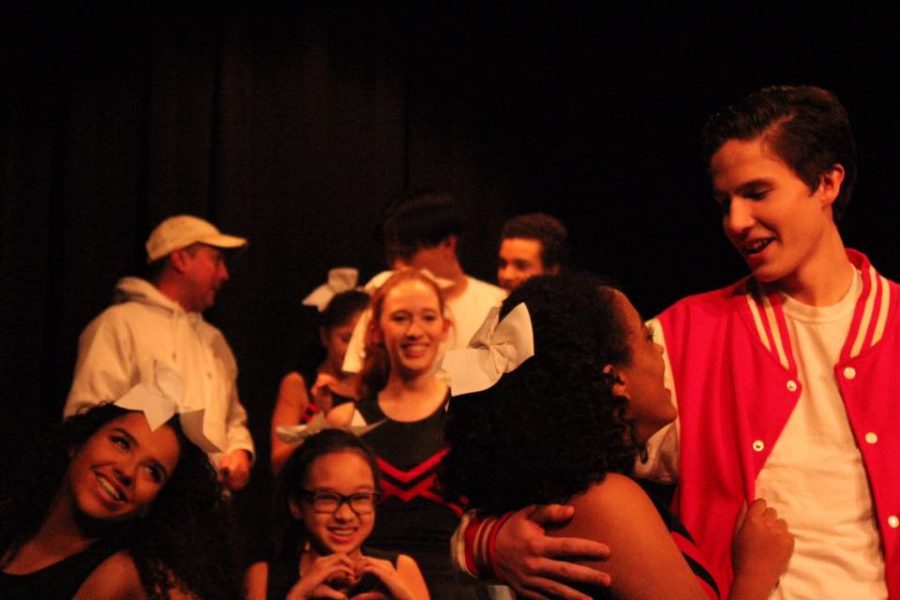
[299,489,380,514]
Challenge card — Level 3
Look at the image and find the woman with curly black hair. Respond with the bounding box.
[0,402,242,599]
[441,274,794,600]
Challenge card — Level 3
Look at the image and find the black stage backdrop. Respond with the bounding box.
[2,3,898,536]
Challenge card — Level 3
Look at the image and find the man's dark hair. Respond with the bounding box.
[701,85,857,220]
[381,189,464,262]
[501,213,569,269]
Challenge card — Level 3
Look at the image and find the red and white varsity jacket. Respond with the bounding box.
[656,249,899,596]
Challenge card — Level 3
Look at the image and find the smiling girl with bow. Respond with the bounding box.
[0,373,240,599]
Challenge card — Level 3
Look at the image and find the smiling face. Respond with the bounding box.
[291,450,376,557]
[710,136,842,293]
[497,238,553,292]
[177,244,230,312]
[610,292,676,443]
[373,277,449,379]
[65,412,181,523]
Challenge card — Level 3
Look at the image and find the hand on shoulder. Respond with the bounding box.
[490,503,611,600]
[561,474,707,600]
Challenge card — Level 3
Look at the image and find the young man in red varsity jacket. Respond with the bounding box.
[456,86,899,599]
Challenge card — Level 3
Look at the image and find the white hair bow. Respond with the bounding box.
[440,302,534,396]
[114,361,220,453]
[302,267,360,311]
[275,412,386,445]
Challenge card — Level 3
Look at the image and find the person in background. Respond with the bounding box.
[497,212,569,292]
[65,214,255,492]
[271,269,369,474]
[343,190,506,378]
[329,269,488,599]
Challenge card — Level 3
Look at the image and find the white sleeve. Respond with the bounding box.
[633,317,681,483]
[216,336,255,460]
[64,313,136,417]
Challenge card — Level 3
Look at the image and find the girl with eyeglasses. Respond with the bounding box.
[245,429,428,599]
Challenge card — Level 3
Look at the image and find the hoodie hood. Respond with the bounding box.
[113,277,186,314]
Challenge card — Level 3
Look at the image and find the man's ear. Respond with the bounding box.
[441,235,458,255]
[546,264,561,276]
[818,163,845,210]
[168,248,190,274]
[603,364,628,398]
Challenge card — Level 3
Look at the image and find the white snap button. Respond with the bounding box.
[786,380,798,392]
[843,367,856,380]
[888,515,899,529]
[865,432,878,444]
[752,440,765,452]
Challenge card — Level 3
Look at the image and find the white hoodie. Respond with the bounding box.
[65,277,254,462]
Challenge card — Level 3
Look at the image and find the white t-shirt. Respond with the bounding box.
[755,270,887,599]
[445,276,507,349]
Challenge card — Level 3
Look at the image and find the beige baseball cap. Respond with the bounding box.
[145,215,248,262]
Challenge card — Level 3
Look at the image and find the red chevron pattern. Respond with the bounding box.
[376,449,464,516]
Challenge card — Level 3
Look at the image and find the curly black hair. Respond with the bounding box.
[270,429,381,559]
[440,273,642,515]
[0,403,242,600]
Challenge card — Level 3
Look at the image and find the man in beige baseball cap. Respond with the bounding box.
[145,214,247,262]
[65,215,255,491]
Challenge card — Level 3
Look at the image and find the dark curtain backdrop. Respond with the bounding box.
[2,4,898,501]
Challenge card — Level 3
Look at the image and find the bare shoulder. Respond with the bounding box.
[277,372,309,404]
[244,562,269,600]
[567,473,657,523]
[280,371,307,390]
[75,551,145,599]
[395,553,419,574]
[559,473,669,547]
[77,552,202,600]
[394,553,430,600]
[327,402,355,426]
[553,474,707,600]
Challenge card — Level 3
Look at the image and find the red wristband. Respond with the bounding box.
[486,512,514,581]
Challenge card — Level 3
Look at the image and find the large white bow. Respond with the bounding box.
[275,411,385,445]
[440,302,534,396]
[302,267,360,311]
[114,361,220,453]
